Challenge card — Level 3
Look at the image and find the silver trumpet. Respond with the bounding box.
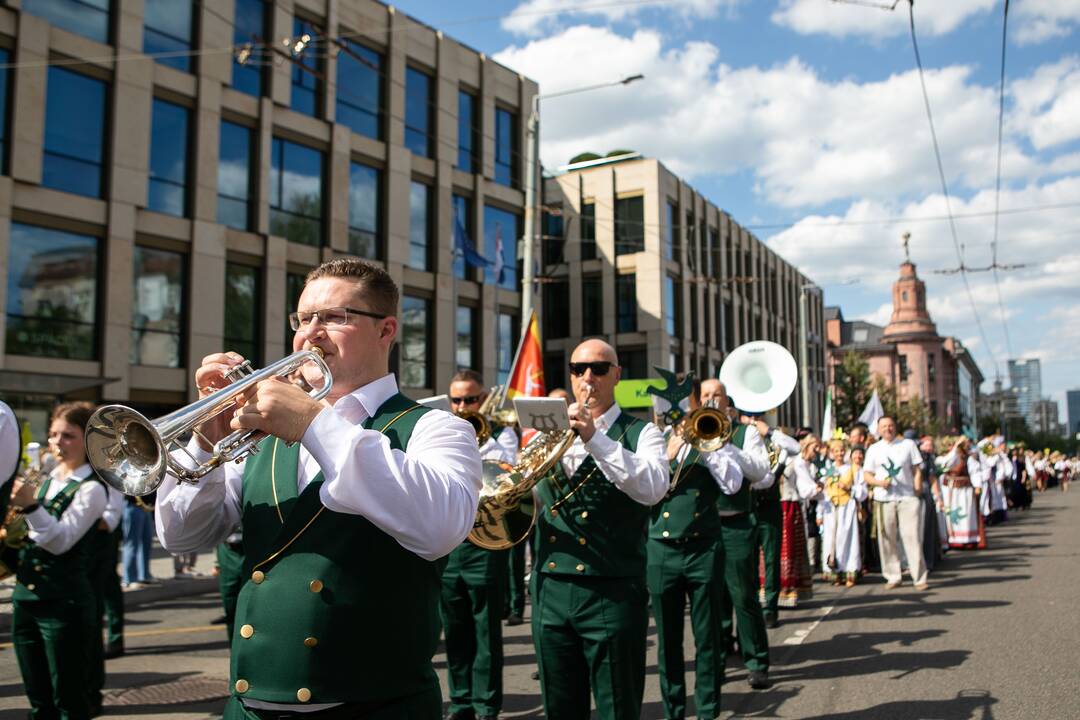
[84,348,333,497]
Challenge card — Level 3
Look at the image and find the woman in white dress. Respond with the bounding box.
[937,437,986,550]
[817,439,866,586]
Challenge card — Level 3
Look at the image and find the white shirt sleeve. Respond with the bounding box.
[909,440,924,468]
[699,444,744,495]
[101,485,124,532]
[794,458,821,500]
[25,481,108,555]
[0,403,19,481]
[155,441,243,554]
[968,457,985,488]
[937,448,960,468]
[735,425,771,486]
[584,421,669,506]
[771,429,801,455]
[307,407,482,561]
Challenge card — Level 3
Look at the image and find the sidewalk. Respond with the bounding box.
[0,539,220,632]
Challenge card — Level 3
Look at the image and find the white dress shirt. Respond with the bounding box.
[483,426,519,465]
[101,485,124,532]
[674,442,744,495]
[24,463,107,556]
[558,403,669,506]
[0,401,20,481]
[735,424,772,489]
[156,374,482,562]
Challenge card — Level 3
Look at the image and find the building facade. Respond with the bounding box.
[1067,390,1080,439]
[1030,398,1062,437]
[0,0,536,435]
[1007,358,1042,429]
[539,155,827,430]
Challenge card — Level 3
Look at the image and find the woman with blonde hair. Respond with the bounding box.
[818,439,866,587]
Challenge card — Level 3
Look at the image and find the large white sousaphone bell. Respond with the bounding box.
[719,341,798,414]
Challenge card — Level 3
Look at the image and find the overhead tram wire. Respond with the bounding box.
[990,0,1015,358]
[906,0,999,378]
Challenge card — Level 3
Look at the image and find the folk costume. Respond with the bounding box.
[441,424,518,719]
[156,374,482,719]
[13,463,107,720]
[773,456,817,608]
[816,463,866,583]
[755,429,799,619]
[647,437,744,720]
[936,447,985,550]
[864,436,927,588]
[531,402,668,720]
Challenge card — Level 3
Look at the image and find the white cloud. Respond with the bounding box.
[771,0,996,40]
[1014,0,1080,44]
[501,0,739,37]
[1009,56,1080,150]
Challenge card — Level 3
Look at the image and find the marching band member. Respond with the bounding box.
[87,476,125,710]
[648,377,744,720]
[937,437,985,550]
[748,419,799,627]
[704,379,772,690]
[531,339,668,720]
[156,258,481,719]
[442,369,519,720]
[10,402,107,720]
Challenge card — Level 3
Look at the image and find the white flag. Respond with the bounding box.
[821,388,834,440]
[858,389,885,438]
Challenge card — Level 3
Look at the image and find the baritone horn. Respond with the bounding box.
[84,348,333,497]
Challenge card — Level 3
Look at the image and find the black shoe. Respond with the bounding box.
[104,641,124,659]
[530,670,540,680]
[446,710,476,720]
[747,670,770,689]
[506,613,524,626]
[764,612,779,629]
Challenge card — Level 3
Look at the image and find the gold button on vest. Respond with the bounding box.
[580,511,588,519]
[547,561,556,569]
[309,579,324,593]
[251,570,265,584]
[26,584,35,591]
[693,512,700,518]
[33,565,42,572]
[549,535,556,543]
[550,509,558,517]
[239,624,254,639]
[575,564,585,572]
[304,636,318,648]
[578,537,586,545]
[235,679,250,694]
[662,530,670,538]
[297,688,312,703]
[662,511,670,518]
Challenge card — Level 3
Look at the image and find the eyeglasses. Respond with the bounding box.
[289,307,386,331]
[568,361,615,377]
[450,395,483,405]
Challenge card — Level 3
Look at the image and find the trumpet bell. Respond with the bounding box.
[682,407,731,452]
[719,341,798,414]
[85,406,168,497]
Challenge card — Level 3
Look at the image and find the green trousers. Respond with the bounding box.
[754,501,783,616]
[222,683,441,719]
[87,527,123,711]
[646,537,724,720]
[531,573,648,720]
[13,597,94,720]
[718,513,771,673]
[505,539,526,616]
[440,542,507,716]
[216,543,245,642]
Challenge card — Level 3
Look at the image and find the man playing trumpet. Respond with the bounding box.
[155,258,481,719]
[442,370,518,720]
[531,339,668,720]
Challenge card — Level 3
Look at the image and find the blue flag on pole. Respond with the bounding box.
[454,215,492,268]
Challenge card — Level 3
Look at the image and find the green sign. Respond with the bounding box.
[614,378,665,409]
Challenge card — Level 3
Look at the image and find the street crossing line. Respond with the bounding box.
[782,604,834,645]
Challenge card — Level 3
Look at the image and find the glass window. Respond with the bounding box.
[232,0,266,96]
[148,98,190,217]
[494,108,517,188]
[0,49,9,173]
[686,212,696,265]
[6,223,98,360]
[131,246,184,367]
[336,39,383,140]
[619,347,647,380]
[543,351,565,395]
[270,138,324,246]
[497,312,517,385]
[401,295,430,388]
[218,121,253,230]
[456,305,475,370]
[457,90,477,173]
[664,275,680,337]
[144,0,193,72]
[580,202,596,261]
[225,262,260,363]
[708,227,719,277]
[22,0,109,44]
[542,207,564,267]
[291,17,322,117]
[348,162,380,259]
[582,275,602,336]
[616,273,637,333]
[542,280,569,340]
[664,201,676,261]
[43,67,106,198]
[615,196,644,255]
[452,194,473,280]
[408,181,431,271]
[484,205,519,291]
[285,272,305,350]
[405,67,433,158]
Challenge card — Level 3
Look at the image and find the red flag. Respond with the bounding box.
[506,311,546,444]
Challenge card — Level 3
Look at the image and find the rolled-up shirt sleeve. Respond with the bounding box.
[155,442,242,554]
[307,407,482,561]
[585,422,669,507]
[700,444,744,495]
[771,429,801,456]
[735,425,771,487]
[26,482,107,555]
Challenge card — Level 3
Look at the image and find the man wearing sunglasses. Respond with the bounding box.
[700,379,773,691]
[442,370,518,720]
[155,258,481,719]
[531,339,669,720]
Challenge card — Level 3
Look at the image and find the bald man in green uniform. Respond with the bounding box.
[648,379,746,720]
[532,339,669,720]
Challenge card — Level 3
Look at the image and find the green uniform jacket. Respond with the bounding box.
[535,412,648,578]
[649,449,722,541]
[230,394,440,706]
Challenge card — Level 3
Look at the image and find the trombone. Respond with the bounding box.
[668,401,732,492]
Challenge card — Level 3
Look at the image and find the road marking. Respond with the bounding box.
[782,604,834,645]
[0,624,221,650]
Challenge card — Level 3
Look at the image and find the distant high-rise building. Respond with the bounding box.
[1008,358,1042,427]
[1067,390,1080,438]
[1031,399,1062,437]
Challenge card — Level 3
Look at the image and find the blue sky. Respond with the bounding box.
[397,0,1080,423]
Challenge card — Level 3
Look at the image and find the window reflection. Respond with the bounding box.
[616,273,637,333]
[337,40,382,140]
[452,194,472,280]
[6,223,98,360]
[401,296,430,388]
[149,99,190,217]
[225,262,260,363]
[270,138,324,246]
[131,247,185,367]
[497,312,516,385]
[232,0,266,96]
[405,67,432,158]
[291,17,322,117]
[348,162,380,259]
[484,205,519,291]
[408,181,430,271]
[0,49,9,173]
[457,90,477,173]
[285,272,306,351]
[23,0,110,44]
[43,67,106,198]
[144,0,193,72]
[218,121,253,230]
[494,108,517,188]
[456,305,475,370]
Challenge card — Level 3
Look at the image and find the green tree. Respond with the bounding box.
[834,351,871,430]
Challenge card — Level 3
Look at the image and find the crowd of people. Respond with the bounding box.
[0,255,1075,720]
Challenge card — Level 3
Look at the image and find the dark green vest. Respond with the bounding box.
[649,447,722,541]
[13,470,100,602]
[535,412,648,578]
[715,423,751,515]
[231,393,440,706]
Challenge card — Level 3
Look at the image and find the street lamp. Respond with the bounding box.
[799,282,822,429]
[520,74,645,324]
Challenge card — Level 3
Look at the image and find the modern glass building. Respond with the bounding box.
[0,0,535,435]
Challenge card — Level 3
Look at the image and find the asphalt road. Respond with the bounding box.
[0,488,1076,719]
